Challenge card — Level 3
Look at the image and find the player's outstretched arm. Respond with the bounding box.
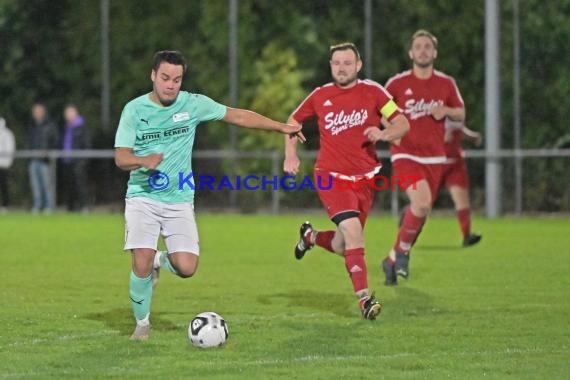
[283,115,302,175]
[223,107,305,142]
[115,148,163,171]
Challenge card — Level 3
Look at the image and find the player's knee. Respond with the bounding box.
[332,242,345,255]
[133,267,152,278]
[132,261,153,278]
[411,200,431,216]
[170,252,199,278]
[177,265,197,278]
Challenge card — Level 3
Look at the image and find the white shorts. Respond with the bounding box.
[124,197,200,255]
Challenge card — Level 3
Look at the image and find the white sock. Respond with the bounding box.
[137,313,150,326]
[153,250,165,269]
[356,289,369,300]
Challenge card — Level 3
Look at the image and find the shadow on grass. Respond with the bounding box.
[257,290,353,317]
[258,286,443,319]
[387,285,454,318]
[83,308,178,335]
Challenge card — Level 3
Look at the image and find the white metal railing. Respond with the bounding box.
[10,148,570,160]
[4,149,570,214]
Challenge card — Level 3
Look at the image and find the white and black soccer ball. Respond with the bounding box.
[188,312,229,348]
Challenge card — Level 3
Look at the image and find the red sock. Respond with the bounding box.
[344,248,368,294]
[392,208,426,254]
[457,208,471,238]
[315,230,335,252]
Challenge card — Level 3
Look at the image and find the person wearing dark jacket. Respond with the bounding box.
[28,102,59,213]
[62,104,90,212]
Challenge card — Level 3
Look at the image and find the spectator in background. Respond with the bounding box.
[62,104,90,212]
[0,117,16,213]
[28,102,59,214]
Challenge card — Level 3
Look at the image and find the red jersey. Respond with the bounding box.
[444,119,465,160]
[292,79,401,174]
[385,70,464,164]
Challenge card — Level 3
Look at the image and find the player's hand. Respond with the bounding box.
[473,132,483,147]
[430,106,448,120]
[141,153,163,170]
[364,126,388,143]
[283,154,301,175]
[281,124,306,143]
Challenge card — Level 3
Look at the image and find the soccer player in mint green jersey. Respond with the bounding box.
[115,50,303,340]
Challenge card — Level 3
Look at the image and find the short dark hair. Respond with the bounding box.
[329,42,361,61]
[152,50,188,74]
[410,29,438,49]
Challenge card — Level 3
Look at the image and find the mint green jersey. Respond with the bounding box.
[115,91,227,203]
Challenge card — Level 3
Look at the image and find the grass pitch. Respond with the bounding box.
[1,212,569,379]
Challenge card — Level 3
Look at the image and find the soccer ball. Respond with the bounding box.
[188,312,229,348]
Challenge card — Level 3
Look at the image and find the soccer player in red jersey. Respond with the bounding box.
[283,42,410,319]
[440,118,483,247]
[381,30,466,285]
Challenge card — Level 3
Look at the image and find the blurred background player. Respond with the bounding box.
[284,42,409,319]
[381,30,465,285]
[440,118,483,247]
[115,50,302,340]
[61,104,91,212]
[27,102,59,214]
[0,117,16,213]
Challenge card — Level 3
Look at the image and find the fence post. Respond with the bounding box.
[49,151,57,211]
[391,186,399,218]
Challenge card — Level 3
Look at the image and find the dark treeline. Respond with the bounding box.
[1,0,568,210]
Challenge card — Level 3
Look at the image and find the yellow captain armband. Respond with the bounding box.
[380,100,398,120]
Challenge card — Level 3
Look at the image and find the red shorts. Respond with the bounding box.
[314,169,375,227]
[391,159,443,203]
[442,159,469,189]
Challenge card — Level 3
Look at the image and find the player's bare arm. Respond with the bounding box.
[462,126,483,146]
[223,107,305,141]
[430,106,465,122]
[368,114,410,145]
[283,115,302,175]
[115,148,164,171]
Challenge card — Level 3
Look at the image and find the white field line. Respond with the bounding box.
[193,347,549,369]
[0,346,557,378]
[3,312,332,349]
[4,330,120,348]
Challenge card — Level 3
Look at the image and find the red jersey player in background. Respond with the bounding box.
[381,30,465,286]
[439,118,483,247]
[283,42,409,320]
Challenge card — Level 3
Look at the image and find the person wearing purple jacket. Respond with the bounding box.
[61,104,91,212]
